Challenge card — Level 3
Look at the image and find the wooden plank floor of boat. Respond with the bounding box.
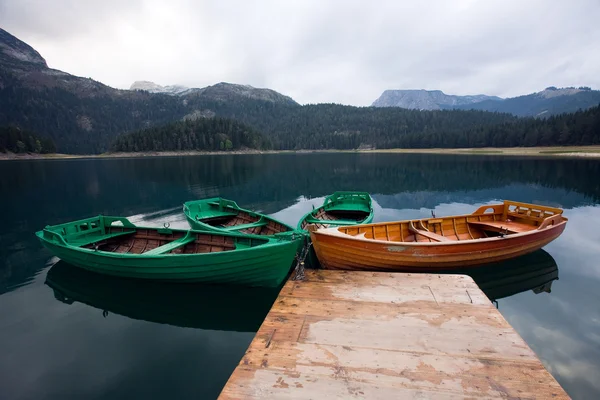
[218,270,568,399]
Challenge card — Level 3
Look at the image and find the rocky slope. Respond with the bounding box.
[130,81,191,95]
[372,89,502,110]
[131,80,298,105]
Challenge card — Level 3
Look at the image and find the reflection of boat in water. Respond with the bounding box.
[45,262,279,332]
[454,249,559,301]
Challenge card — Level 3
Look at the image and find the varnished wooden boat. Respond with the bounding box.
[184,197,295,236]
[309,201,567,271]
[36,215,302,287]
[297,191,374,231]
[45,261,279,331]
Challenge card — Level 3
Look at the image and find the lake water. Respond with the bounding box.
[1,153,599,399]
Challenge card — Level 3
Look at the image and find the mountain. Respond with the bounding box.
[453,87,600,117]
[130,80,298,105]
[0,28,47,69]
[371,90,502,110]
[185,82,298,105]
[0,28,298,153]
[372,87,600,117]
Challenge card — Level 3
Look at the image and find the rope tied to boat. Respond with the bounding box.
[292,239,312,281]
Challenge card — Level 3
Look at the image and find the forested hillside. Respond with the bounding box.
[111,118,271,152]
[0,126,56,153]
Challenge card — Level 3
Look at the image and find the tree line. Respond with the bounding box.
[0,126,56,153]
[111,117,271,152]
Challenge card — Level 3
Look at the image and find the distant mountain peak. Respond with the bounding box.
[536,87,586,99]
[372,89,502,110]
[195,82,298,104]
[130,80,190,95]
[372,86,600,117]
[129,80,299,105]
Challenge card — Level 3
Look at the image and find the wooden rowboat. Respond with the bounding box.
[184,197,295,236]
[309,201,567,271]
[36,215,302,287]
[297,191,374,231]
[46,261,279,331]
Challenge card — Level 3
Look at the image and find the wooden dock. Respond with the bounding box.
[219,270,568,399]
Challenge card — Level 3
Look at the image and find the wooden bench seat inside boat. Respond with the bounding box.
[222,220,267,231]
[467,220,534,234]
[143,235,197,255]
[408,222,452,242]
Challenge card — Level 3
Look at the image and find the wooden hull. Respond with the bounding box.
[310,201,567,271]
[45,261,279,331]
[36,216,302,287]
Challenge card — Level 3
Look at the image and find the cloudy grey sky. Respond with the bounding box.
[1,0,599,105]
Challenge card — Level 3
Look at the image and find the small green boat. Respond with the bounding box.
[298,191,374,231]
[36,215,302,287]
[183,198,296,236]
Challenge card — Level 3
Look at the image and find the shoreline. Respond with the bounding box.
[2,146,600,161]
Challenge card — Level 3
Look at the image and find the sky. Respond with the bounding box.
[1,0,599,105]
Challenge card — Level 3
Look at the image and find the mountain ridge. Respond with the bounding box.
[372,89,502,110]
[373,87,600,117]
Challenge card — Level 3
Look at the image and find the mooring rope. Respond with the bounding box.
[292,240,312,281]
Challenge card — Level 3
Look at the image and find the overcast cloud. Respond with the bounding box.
[1,0,599,105]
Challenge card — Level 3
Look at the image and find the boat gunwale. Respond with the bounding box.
[36,223,300,260]
[183,197,297,234]
[311,214,567,247]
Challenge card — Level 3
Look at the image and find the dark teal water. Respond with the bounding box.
[1,153,599,399]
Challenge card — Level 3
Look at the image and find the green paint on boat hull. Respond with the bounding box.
[36,215,302,287]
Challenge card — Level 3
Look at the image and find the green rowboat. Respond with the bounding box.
[184,198,296,236]
[298,191,374,231]
[36,215,302,287]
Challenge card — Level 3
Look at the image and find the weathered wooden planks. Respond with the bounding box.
[218,270,569,399]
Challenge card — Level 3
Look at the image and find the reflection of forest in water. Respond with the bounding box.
[2,154,599,215]
[115,153,600,211]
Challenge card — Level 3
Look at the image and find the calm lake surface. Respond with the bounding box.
[1,153,599,399]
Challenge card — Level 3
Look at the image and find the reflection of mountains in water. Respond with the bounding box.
[455,249,559,301]
[45,262,279,332]
[107,154,600,213]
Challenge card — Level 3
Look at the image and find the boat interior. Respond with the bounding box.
[301,208,370,230]
[189,200,291,235]
[43,216,269,255]
[338,201,566,243]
